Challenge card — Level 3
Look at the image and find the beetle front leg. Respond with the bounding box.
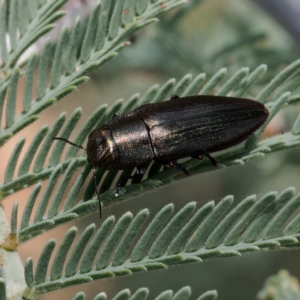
[114,165,146,196]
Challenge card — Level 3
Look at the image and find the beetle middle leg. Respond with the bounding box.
[205,154,218,166]
[114,165,146,196]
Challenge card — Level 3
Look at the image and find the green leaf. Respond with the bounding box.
[0,0,186,146]
[215,67,249,96]
[21,183,42,230]
[22,55,37,112]
[33,113,66,173]
[50,28,68,88]
[80,4,101,62]
[4,137,26,183]
[199,68,227,95]
[49,108,82,166]
[80,216,115,274]
[35,239,56,284]
[24,258,34,288]
[108,0,126,39]
[96,213,133,270]
[256,59,300,103]
[18,125,49,176]
[65,224,95,277]
[5,69,20,128]
[0,279,6,300]
[51,227,77,280]
[37,39,53,99]
[26,187,300,293]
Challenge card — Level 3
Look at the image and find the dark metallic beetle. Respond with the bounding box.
[54,95,269,218]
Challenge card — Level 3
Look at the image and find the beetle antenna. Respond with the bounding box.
[92,166,102,218]
[52,137,86,150]
[53,137,102,218]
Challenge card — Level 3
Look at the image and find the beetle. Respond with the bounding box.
[53,95,269,218]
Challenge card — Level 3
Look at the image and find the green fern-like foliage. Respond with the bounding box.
[19,188,300,296]
[0,0,186,146]
[73,286,217,300]
[1,0,300,299]
[72,287,217,300]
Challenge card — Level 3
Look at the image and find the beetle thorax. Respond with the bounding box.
[86,127,117,169]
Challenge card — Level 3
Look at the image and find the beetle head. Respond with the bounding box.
[86,127,117,169]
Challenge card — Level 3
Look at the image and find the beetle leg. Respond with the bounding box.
[170,94,179,100]
[204,154,218,166]
[114,180,123,196]
[114,165,146,196]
